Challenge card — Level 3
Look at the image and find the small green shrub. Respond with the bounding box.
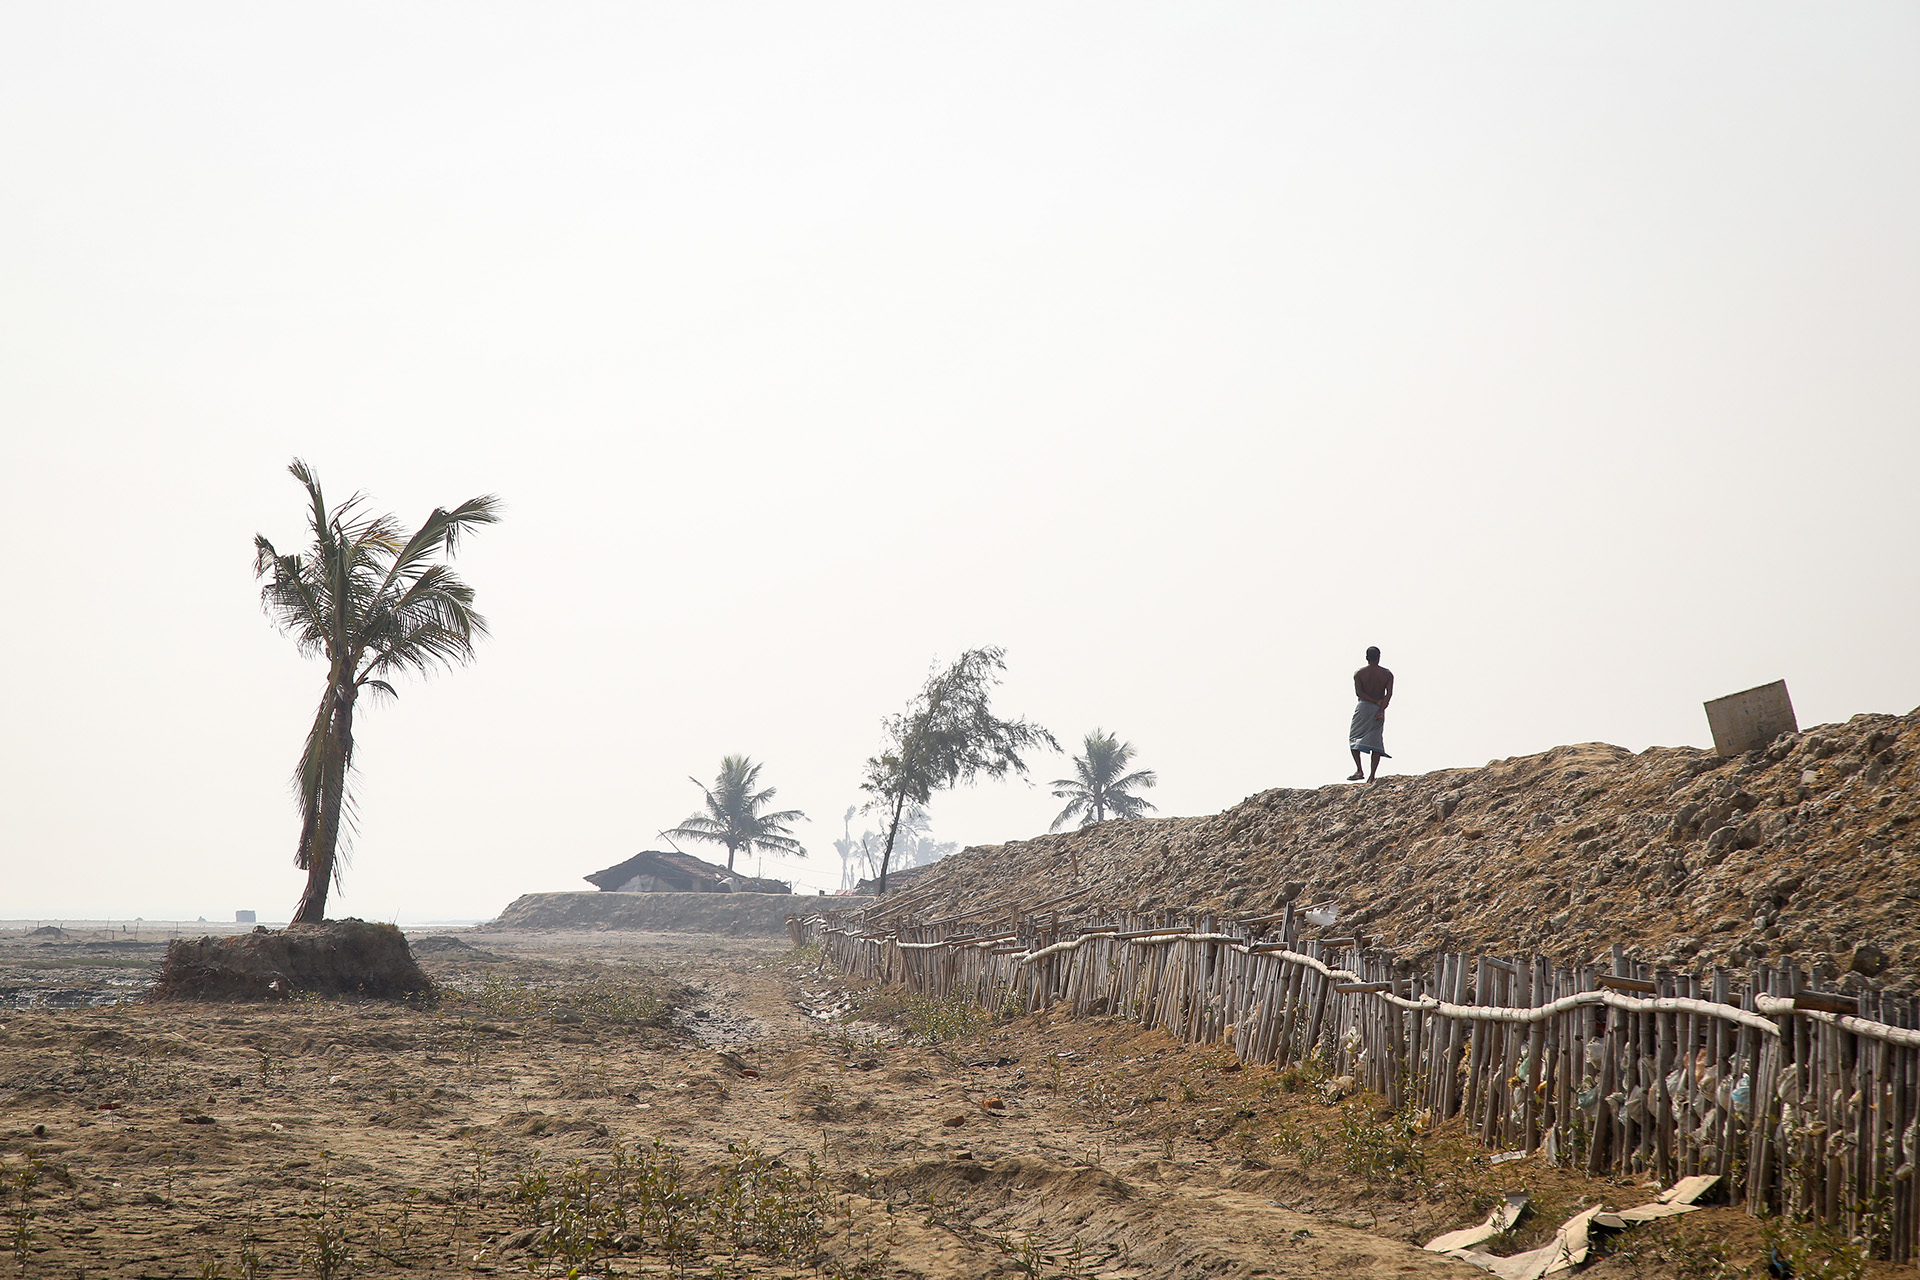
[503,1138,831,1275]
[474,974,666,1024]
[1759,1216,1867,1280]
[5,1162,38,1271]
[1262,1114,1328,1169]
[298,1159,361,1280]
[899,992,993,1043]
[1271,1060,1328,1094]
[1333,1103,1425,1182]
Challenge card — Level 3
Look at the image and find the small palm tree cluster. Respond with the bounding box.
[665,755,806,872]
[1049,729,1158,831]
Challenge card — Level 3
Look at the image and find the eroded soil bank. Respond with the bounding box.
[902,709,1920,988]
[489,892,860,936]
[0,929,1906,1278]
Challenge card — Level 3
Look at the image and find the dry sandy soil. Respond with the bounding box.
[1,927,1908,1279]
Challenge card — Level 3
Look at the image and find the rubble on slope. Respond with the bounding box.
[890,709,1920,993]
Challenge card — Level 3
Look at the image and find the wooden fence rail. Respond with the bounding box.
[789,904,1920,1263]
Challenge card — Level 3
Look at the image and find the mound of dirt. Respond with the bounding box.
[488,891,868,935]
[27,926,67,939]
[893,709,1920,990]
[406,934,476,953]
[154,919,432,1000]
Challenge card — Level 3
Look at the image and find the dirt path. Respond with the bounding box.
[0,927,1483,1278]
[483,930,1478,1279]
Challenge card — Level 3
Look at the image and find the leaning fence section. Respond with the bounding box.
[789,899,1920,1263]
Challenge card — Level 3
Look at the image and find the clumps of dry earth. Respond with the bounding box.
[1,930,1906,1278]
[0,934,819,1279]
[902,709,1920,993]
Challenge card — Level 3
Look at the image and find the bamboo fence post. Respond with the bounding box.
[1302,944,1332,1069]
[1281,947,1306,1067]
[1866,1031,1887,1250]
[1896,1028,1912,1258]
[1465,958,1488,1133]
[1652,969,1672,1184]
[1437,954,1461,1119]
[1422,956,1442,1118]
[1485,960,1514,1148]
[1589,988,1616,1175]
[1418,960,1441,1118]
[1712,969,1737,1187]
[1553,965,1574,1165]
[1526,956,1548,1153]
[1893,1023,1912,1263]
[1681,970,1702,1179]
[1449,954,1472,1119]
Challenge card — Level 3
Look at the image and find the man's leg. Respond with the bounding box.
[1368,752,1383,782]
[1348,750,1364,782]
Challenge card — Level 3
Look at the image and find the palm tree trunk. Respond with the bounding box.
[293,685,355,924]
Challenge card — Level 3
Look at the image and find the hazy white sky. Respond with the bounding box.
[3,4,1916,923]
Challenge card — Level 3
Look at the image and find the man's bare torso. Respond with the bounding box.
[1354,664,1394,706]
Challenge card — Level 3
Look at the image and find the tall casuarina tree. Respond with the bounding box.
[253,460,501,924]
[1049,729,1158,830]
[860,647,1055,894]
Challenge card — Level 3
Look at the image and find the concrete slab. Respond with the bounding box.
[1704,680,1797,756]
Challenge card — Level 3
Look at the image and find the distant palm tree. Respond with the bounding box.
[666,755,807,871]
[1049,730,1158,831]
[253,460,501,924]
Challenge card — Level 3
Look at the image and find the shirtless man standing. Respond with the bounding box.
[1347,646,1394,782]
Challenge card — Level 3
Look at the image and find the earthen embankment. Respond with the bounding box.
[898,710,1920,990]
[490,890,868,935]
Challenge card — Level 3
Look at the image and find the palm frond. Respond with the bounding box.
[1049,795,1091,833]
[750,807,806,827]
[357,678,399,704]
[292,691,332,869]
[369,495,502,621]
[663,825,726,844]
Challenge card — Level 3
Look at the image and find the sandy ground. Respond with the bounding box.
[1,927,1907,1279]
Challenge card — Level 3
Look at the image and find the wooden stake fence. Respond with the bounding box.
[790,905,1920,1262]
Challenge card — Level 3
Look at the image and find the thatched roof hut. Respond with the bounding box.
[584,850,790,895]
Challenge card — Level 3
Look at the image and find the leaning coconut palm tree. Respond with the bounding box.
[1049,729,1158,831]
[665,755,807,872]
[254,460,501,924]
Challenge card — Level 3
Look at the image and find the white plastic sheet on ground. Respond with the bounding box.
[1428,1176,1717,1279]
[1424,1193,1528,1253]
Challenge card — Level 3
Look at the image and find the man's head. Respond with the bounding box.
[1365,646,1381,664]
